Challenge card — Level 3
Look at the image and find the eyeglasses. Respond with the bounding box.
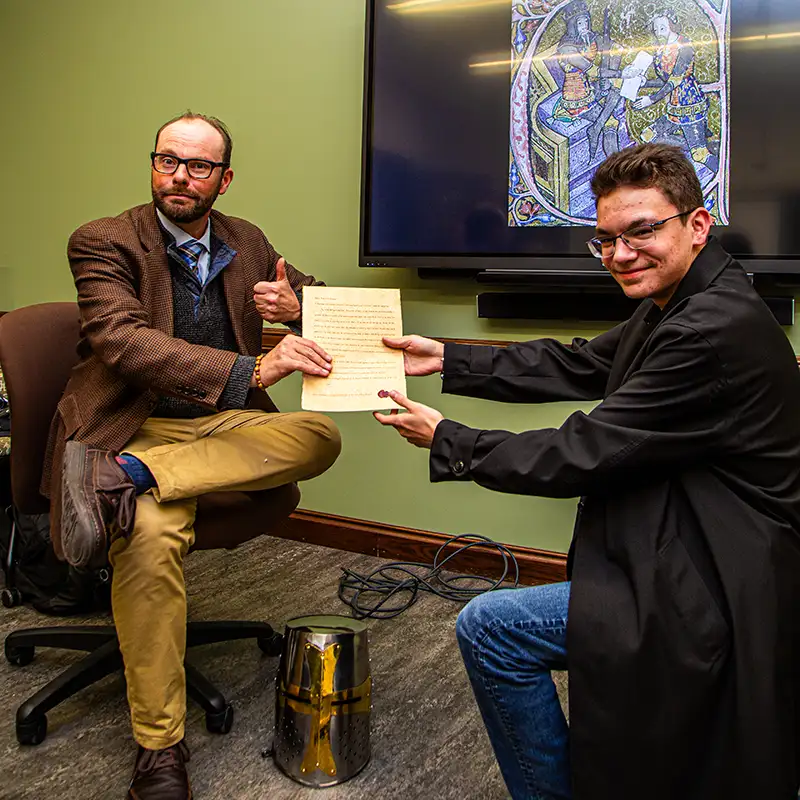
[587,211,693,258]
[150,152,228,180]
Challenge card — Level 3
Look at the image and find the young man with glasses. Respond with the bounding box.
[375,143,800,799]
[46,112,342,799]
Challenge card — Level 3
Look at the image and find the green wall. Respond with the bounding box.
[2,1,797,552]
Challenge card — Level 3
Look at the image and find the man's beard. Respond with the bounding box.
[152,178,221,224]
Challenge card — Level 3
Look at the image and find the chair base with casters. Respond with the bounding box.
[6,619,284,746]
[2,481,299,747]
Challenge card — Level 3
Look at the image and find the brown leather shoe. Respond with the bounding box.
[127,740,192,800]
[61,440,136,568]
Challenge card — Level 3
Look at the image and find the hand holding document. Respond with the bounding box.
[301,287,407,412]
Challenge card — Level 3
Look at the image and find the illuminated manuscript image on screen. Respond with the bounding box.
[508,0,730,227]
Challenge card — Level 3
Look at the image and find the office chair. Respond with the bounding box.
[0,302,299,745]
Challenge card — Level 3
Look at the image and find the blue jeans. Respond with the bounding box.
[456,582,571,800]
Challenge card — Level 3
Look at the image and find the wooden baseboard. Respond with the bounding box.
[275,509,567,586]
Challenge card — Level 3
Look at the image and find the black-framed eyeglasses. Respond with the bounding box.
[587,211,693,259]
[150,152,228,180]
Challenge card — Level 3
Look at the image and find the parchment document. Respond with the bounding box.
[301,287,407,412]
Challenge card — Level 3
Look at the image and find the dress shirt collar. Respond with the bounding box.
[156,208,211,252]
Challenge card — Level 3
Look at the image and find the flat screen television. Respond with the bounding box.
[359,0,800,294]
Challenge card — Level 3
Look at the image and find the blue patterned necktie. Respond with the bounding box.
[176,239,206,276]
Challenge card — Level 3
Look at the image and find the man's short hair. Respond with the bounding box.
[154,111,233,165]
[591,143,704,215]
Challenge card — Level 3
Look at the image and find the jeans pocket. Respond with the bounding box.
[656,535,729,669]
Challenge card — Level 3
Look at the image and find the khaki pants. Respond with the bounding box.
[107,409,341,749]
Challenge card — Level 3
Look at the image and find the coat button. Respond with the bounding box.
[452,460,465,475]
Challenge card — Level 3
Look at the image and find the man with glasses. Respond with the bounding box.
[45,112,342,799]
[375,143,800,798]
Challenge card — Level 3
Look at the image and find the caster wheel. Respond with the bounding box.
[17,715,47,746]
[206,703,234,734]
[5,642,34,667]
[1,587,22,608]
[257,633,283,657]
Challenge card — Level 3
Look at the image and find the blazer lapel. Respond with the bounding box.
[143,249,174,335]
[222,254,249,353]
[136,204,174,335]
[220,242,248,353]
[203,210,249,351]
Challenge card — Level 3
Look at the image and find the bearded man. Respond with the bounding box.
[47,112,342,798]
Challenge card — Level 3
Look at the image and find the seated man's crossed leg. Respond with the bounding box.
[61,409,340,798]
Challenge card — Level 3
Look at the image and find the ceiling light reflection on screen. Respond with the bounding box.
[387,0,510,14]
[468,30,800,73]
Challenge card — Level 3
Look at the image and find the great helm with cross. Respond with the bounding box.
[273,615,372,787]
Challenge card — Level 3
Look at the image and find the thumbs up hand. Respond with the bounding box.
[253,257,302,323]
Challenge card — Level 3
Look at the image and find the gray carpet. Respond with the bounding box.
[0,537,568,799]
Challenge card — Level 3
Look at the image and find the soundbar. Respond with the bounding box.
[476,292,794,325]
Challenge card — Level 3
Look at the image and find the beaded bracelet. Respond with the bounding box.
[254,353,268,393]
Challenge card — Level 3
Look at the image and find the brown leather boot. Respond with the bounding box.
[127,740,192,799]
[61,440,136,569]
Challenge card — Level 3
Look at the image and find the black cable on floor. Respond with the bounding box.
[338,533,520,620]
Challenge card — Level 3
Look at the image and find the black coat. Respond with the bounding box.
[431,239,800,799]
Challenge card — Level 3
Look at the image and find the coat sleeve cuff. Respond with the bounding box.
[442,342,493,390]
[219,355,257,410]
[429,418,482,483]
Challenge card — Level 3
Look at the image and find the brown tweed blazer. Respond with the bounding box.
[43,202,321,556]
